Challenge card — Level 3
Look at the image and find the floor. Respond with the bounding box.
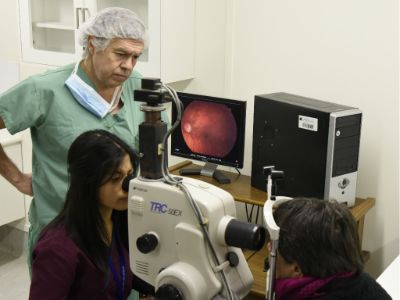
[0,224,30,299]
[0,251,30,299]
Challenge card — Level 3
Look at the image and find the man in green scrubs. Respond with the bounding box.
[0,7,167,268]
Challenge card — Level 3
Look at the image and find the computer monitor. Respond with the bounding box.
[171,92,246,184]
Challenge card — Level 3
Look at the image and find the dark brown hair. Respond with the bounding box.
[274,198,364,277]
[42,129,138,273]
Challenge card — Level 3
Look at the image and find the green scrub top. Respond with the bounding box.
[0,63,167,262]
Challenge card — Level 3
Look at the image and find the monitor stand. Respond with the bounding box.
[179,162,231,184]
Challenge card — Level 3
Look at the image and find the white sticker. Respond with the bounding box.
[298,115,318,132]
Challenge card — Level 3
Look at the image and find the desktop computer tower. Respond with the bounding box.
[251,92,362,207]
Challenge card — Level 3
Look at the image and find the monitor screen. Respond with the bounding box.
[171,92,246,169]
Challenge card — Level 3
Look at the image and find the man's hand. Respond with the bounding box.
[0,141,33,196]
[15,172,33,196]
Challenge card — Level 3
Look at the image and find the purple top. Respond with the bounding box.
[29,225,133,300]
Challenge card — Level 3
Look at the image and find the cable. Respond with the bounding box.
[245,249,260,262]
[234,167,241,175]
[162,84,235,300]
[249,204,255,223]
[255,205,260,224]
[140,83,235,300]
[245,203,250,222]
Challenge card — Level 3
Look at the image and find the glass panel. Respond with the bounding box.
[32,27,75,53]
[31,0,75,53]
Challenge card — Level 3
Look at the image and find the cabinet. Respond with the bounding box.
[19,0,195,82]
[0,138,25,227]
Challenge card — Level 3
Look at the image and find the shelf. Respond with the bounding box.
[33,21,75,31]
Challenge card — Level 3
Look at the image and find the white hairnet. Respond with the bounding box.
[78,7,148,47]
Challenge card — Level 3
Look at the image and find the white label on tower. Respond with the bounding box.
[298,115,318,131]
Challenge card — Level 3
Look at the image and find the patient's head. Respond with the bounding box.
[273,198,364,278]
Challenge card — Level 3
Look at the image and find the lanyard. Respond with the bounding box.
[108,230,126,300]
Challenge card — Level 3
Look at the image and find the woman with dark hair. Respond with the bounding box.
[271,198,391,300]
[29,130,154,299]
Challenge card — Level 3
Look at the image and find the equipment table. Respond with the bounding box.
[169,160,376,299]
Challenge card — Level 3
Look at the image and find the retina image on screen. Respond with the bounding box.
[171,92,246,184]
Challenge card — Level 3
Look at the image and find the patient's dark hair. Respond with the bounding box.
[274,198,364,278]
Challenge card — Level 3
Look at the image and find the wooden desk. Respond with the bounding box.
[170,160,375,245]
[169,160,267,206]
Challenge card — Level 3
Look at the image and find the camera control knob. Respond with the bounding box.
[136,233,158,254]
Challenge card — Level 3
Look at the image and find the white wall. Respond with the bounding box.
[173,0,399,277]
[0,1,19,61]
[224,0,399,277]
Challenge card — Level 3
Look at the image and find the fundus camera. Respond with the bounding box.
[127,176,265,299]
[127,78,266,299]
